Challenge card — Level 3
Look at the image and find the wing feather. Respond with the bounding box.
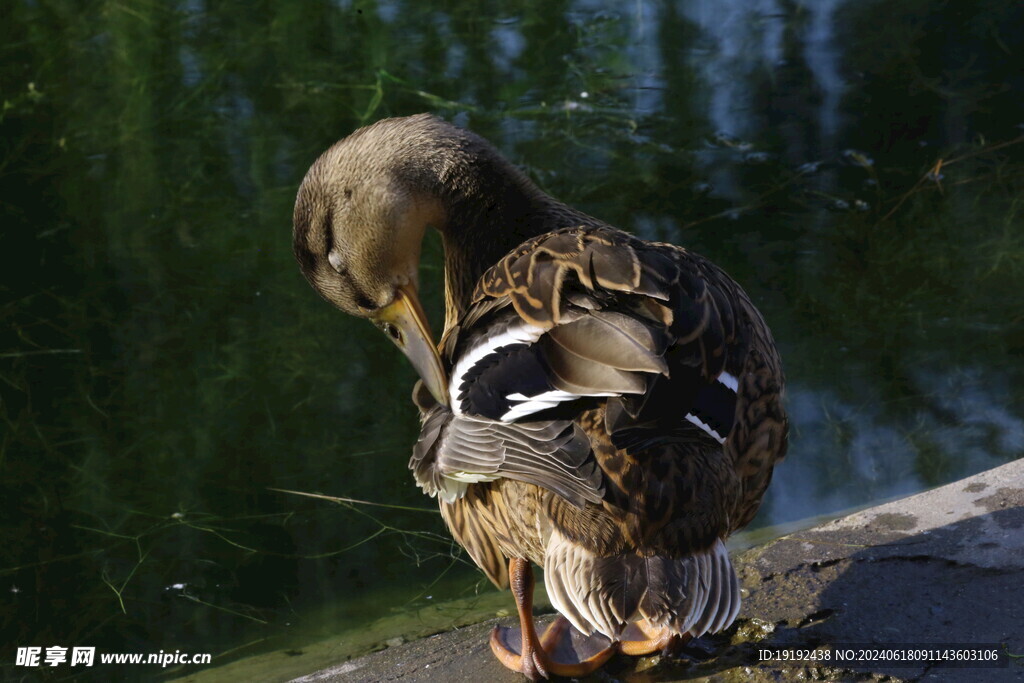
[411,407,604,508]
[546,313,669,374]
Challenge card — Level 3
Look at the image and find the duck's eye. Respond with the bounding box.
[328,252,345,274]
[377,321,403,344]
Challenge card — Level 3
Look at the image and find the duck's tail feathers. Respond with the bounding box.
[543,530,740,640]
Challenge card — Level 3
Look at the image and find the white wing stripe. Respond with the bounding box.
[717,371,739,392]
[685,412,726,444]
[501,388,618,422]
[449,321,546,414]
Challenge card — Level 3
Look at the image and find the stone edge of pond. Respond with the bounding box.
[179,458,1024,683]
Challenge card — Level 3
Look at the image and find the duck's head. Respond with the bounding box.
[292,114,451,406]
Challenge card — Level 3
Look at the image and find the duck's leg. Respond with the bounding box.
[618,619,691,656]
[489,558,549,680]
[489,557,616,680]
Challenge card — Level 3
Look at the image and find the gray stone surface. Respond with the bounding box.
[183,459,1024,682]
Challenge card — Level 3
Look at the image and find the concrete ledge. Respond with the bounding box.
[186,459,1024,682]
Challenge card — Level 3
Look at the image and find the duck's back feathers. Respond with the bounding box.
[444,227,762,444]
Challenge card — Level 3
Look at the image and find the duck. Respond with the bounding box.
[293,113,788,680]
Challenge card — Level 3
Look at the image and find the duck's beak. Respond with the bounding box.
[371,284,449,407]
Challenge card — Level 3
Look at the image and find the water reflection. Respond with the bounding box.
[1,0,1021,676]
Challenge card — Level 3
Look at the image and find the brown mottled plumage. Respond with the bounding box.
[293,114,788,680]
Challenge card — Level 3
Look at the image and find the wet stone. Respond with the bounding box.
[870,512,918,531]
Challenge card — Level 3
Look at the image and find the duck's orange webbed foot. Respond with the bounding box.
[489,558,616,680]
[618,618,691,656]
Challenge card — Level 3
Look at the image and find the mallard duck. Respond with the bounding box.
[293,114,787,680]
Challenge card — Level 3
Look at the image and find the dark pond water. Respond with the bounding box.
[2,0,1022,678]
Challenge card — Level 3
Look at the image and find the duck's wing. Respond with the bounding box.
[410,404,604,508]
[444,226,787,529]
[451,227,748,436]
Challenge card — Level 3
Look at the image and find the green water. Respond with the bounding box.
[2,0,1022,678]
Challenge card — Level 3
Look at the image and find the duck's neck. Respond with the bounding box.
[427,145,603,330]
